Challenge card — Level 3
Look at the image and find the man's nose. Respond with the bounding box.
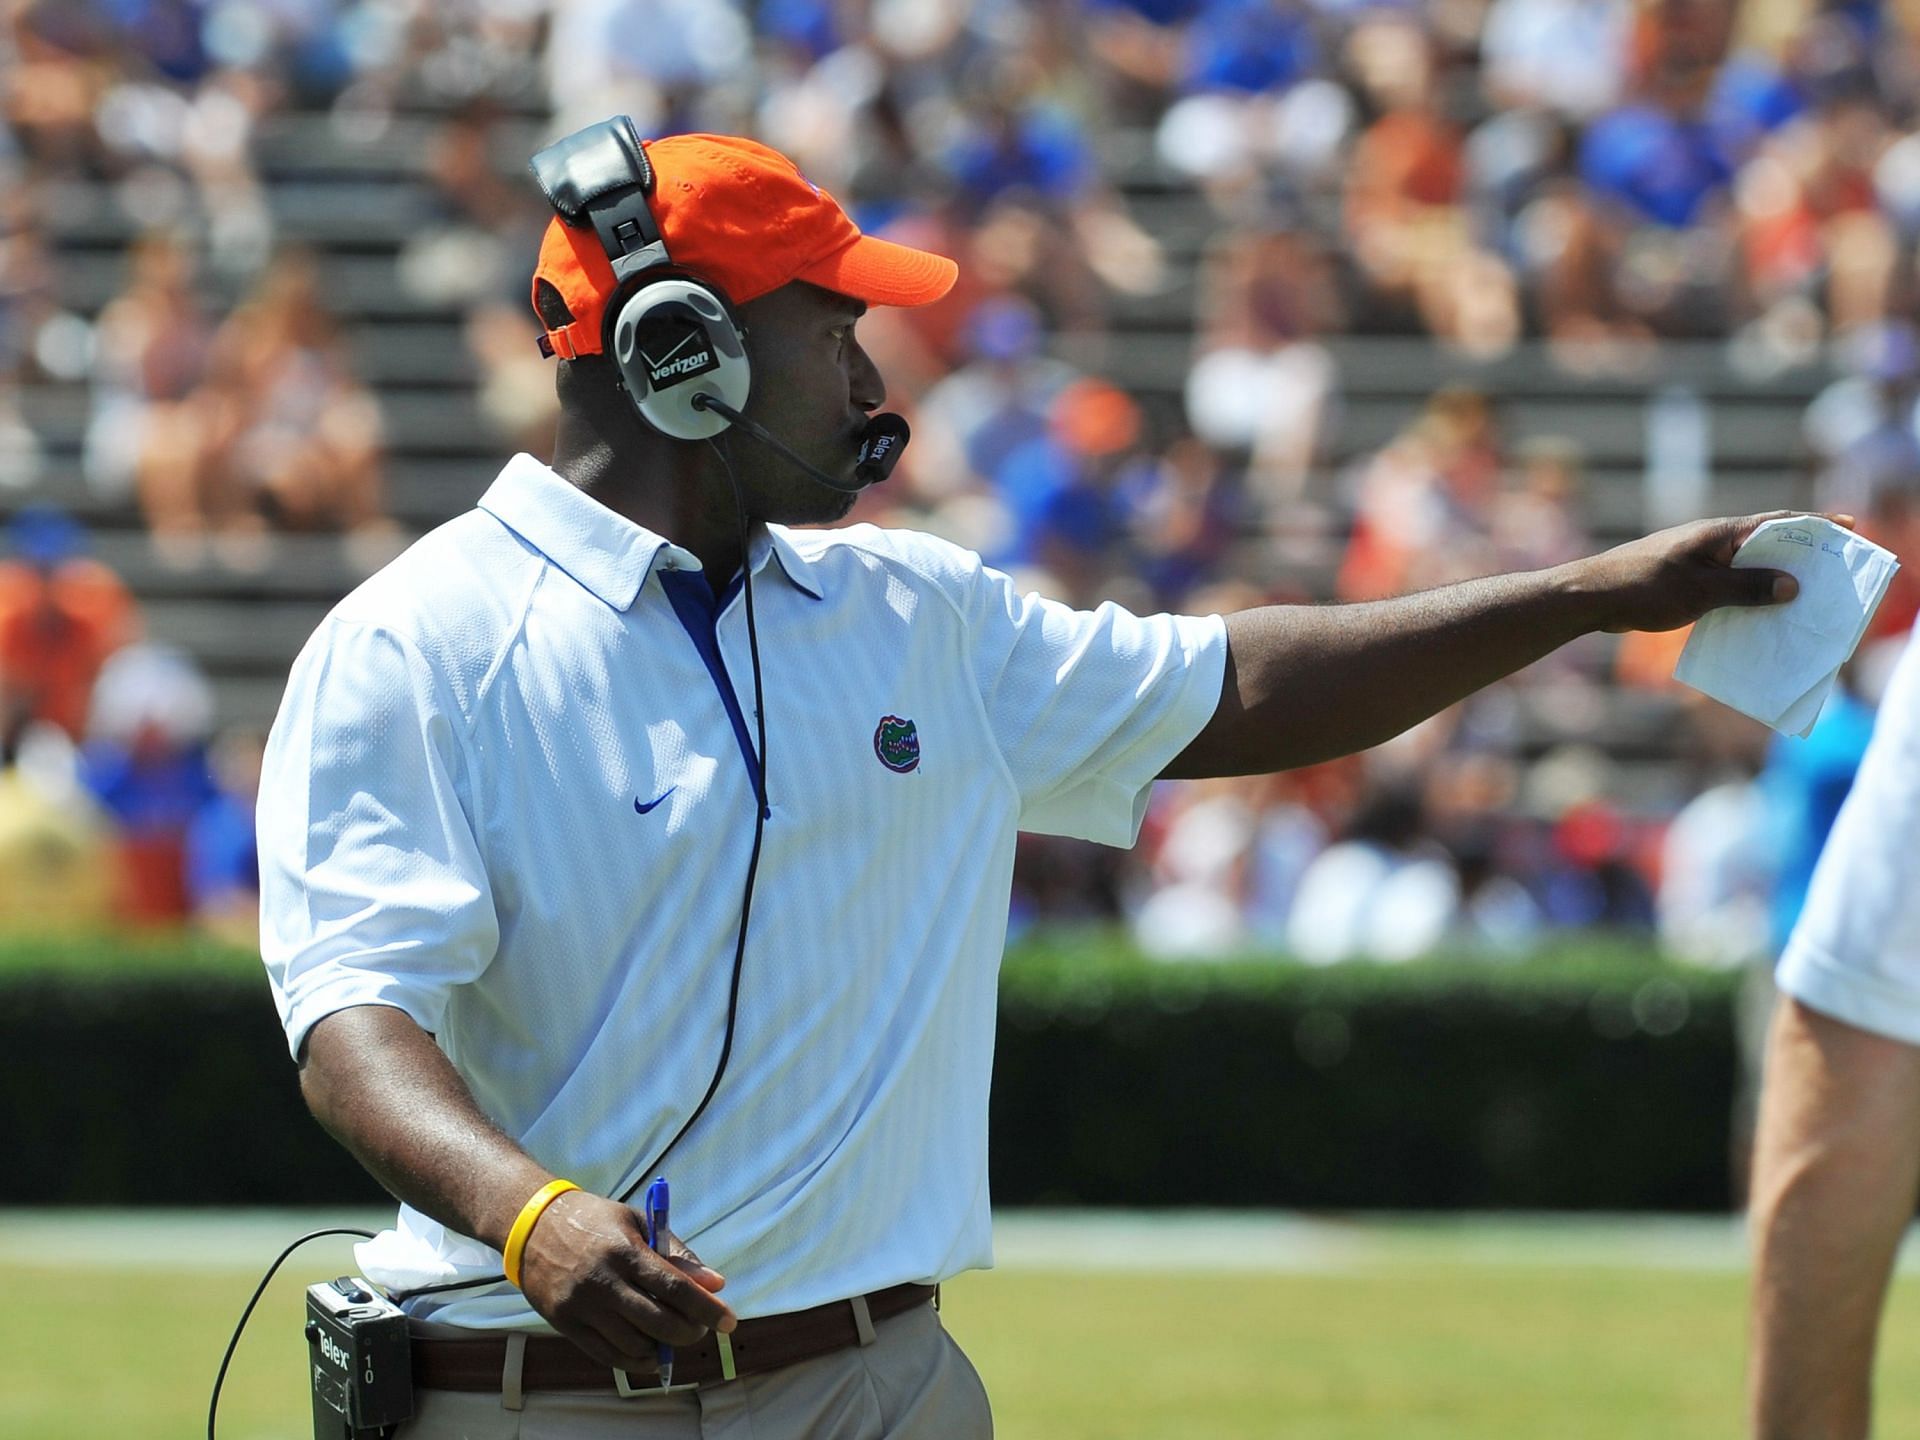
[850,341,886,413]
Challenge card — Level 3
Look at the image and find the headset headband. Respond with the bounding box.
[529,116,670,282]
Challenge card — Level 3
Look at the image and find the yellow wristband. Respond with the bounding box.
[501,1179,580,1289]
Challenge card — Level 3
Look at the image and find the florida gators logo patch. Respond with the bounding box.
[874,715,921,773]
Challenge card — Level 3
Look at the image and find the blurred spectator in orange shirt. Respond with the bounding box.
[1344,15,1520,357]
[0,507,139,739]
[1337,387,1504,602]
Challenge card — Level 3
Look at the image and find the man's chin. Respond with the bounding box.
[807,488,861,525]
[768,482,859,528]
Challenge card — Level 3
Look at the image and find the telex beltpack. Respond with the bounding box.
[304,1277,413,1439]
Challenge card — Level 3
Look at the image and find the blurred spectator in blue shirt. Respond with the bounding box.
[1761,675,1877,952]
[943,56,1164,325]
[947,97,1094,215]
[1185,0,1317,96]
[187,726,261,945]
[1579,91,1734,230]
[82,643,216,924]
[991,377,1146,603]
[919,296,1080,488]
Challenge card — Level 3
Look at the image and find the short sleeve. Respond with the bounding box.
[1777,628,1920,1044]
[965,562,1226,846]
[257,620,499,1060]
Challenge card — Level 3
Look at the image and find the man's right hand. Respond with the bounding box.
[298,1009,739,1369]
[516,1187,738,1370]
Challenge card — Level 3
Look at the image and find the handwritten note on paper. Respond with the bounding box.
[1674,517,1898,736]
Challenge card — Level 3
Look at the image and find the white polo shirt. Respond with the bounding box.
[258,453,1226,1328]
[1777,624,1920,1042]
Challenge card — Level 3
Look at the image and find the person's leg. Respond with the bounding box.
[396,1385,524,1439]
[856,1301,994,1439]
[517,1387,702,1438]
[696,1300,991,1440]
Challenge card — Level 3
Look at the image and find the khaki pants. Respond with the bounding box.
[397,1300,992,1439]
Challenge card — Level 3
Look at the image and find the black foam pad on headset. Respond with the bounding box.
[529,117,668,280]
[530,117,651,221]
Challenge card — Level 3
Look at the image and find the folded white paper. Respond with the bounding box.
[1673,517,1899,737]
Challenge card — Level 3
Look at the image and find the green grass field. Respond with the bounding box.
[5,1212,1918,1439]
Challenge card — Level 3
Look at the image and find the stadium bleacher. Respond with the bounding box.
[13,104,1834,826]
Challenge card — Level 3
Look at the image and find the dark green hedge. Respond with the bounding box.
[3,946,386,1209]
[0,932,1742,1210]
[992,934,1741,1211]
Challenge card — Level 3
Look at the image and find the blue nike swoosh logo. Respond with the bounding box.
[634,788,675,815]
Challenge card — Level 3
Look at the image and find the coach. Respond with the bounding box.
[261,122,1809,1439]
[1749,625,1920,1440]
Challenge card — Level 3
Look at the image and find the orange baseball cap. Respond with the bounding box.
[533,132,959,360]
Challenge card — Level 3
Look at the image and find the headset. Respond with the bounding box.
[527,116,911,490]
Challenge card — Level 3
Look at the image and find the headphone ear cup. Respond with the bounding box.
[610,277,751,441]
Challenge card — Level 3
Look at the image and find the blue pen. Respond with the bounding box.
[645,1176,673,1390]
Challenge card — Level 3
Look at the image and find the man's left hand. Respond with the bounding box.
[1563,511,1851,635]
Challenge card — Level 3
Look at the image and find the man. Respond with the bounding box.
[261,126,1808,1438]
[1749,627,1920,1440]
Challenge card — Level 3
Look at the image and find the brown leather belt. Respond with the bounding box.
[413,1282,937,1393]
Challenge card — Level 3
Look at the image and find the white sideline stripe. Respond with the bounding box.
[0,1209,393,1271]
[10,1209,1920,1277]
[990,1212,1760,1274]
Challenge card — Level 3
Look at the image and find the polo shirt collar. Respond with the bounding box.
[761,527,824,601]
[479,454,823,609]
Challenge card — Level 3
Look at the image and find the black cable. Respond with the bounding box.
[609,430,768,1201]
[208,1226,375,1440]
[388,1270,507,1300]
[691,390,864,493]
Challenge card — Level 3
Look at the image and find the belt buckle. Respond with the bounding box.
[613,1333,731,1398]
[614,1368,701,1398]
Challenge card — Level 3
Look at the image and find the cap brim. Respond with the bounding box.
[795,234,958,308]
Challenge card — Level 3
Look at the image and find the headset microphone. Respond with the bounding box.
[691,392,910,493]
[853,413,911,485]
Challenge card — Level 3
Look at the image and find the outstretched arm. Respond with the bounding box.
[300,1004,736,1367]
[1749,998,1920,1440]
[1165,513,1808,779]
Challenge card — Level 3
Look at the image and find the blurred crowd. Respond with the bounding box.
[2,0,1919,960]
[0,508,258,938]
